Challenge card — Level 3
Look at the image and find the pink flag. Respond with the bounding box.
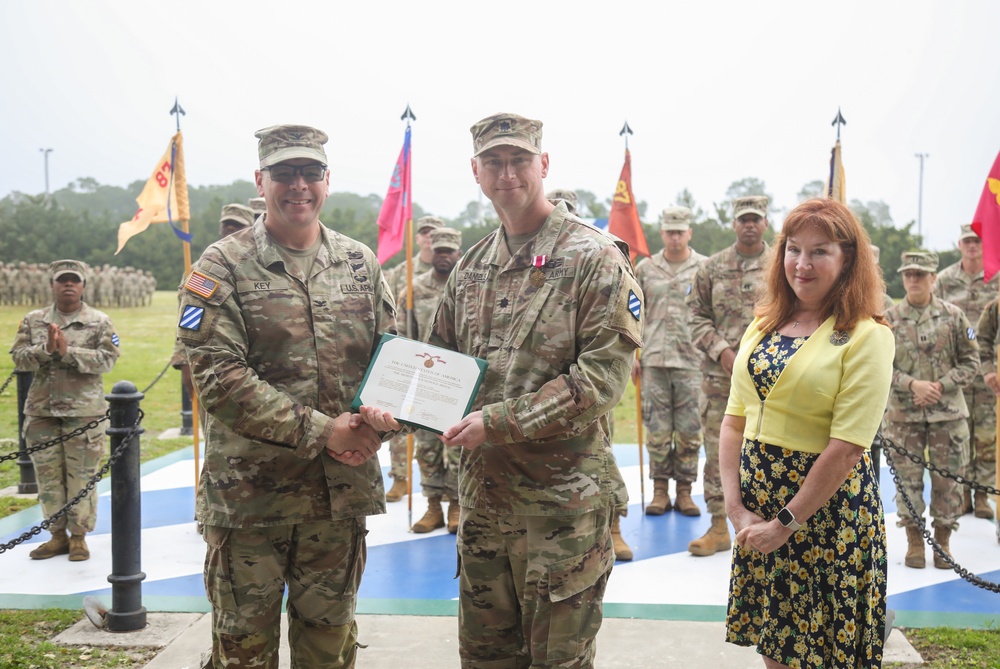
[376,126,412,264]
[970,148,1000,280]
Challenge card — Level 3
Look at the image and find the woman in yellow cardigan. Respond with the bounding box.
[719,199,894,669]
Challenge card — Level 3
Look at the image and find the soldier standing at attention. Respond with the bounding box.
[686,196,770,556]
[11,260,120,561]
[933,224,998,519]
[884,251,979,568]
[633,206,707,516]
[177,125,393,667]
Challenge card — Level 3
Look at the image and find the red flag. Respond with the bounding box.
[376,126,412,265]
[608,149,649,261]
[971,149,1000,280]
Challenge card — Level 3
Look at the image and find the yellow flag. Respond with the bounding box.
[115,131,191,254]
[827,139,846,204]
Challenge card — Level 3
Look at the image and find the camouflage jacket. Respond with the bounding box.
[686,243,770,377]
[976,300,999,377]
[177,220,396,528]
[385,254,432,332]
[10,303,119,417]
[635,248,707,369]
[399,268,448,342]
[429,203,642,516]
[933,261,998,333]
[884,297,979,423]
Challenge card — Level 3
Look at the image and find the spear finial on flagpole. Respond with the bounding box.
[170,96,186,133]
[831,107,847,140]
[619,120,633,151]
[401,103,416,128]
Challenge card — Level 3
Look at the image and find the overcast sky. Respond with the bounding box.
[3,0,999,251]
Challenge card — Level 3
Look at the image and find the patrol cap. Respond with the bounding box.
[960,224,979,241]
[660,206,692,231]
[897,251,939,273]
[50,259,87,283]
[416,215,445,233]
[733,195,769,220]
[546,188,578,214]
[255,124,328,168]
[470,113,543,157]
[248,197,266,216]
[430,227,462,251]
[220,203,255,229]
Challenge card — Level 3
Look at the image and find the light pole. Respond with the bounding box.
[39,148,53,195]
[915,152,929,239]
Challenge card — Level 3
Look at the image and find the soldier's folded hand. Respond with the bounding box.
[357,405,401,432]
[326,412,382,463]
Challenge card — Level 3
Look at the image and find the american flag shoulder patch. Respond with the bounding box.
[179,305,205,331]
[184,271,219,299]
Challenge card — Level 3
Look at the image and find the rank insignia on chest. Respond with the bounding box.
[179,305,205,331]
[111,333,120,346]
[628,290,641,320]
[184,271,219,299]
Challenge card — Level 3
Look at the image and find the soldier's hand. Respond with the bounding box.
[631,359,641,385]
[719,349,737,376]
[358,406,402,432]
[326,412,381,462]
[910,379,942,406]
[45,323,60,354]
[440,411,486,450]
[53,326,68,357]
[985,372,1000,396]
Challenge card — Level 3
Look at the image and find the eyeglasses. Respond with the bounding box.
[262,164,327,183]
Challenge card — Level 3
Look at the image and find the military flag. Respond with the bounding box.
[376,125,412,265]
[608,149,650,261]
[115,131,192,254]
[971,148,1000,280]
[827,139,846,204]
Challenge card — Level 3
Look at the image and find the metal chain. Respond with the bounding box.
[0,371,14,396]
[880,433,1000,496]
[0,413,111,463]
[0,409,144,555]
[881,437,1000,593]
[141,360,173,395]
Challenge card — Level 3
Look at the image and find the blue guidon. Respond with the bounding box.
[628,290,641,320]
[179,305,205,331]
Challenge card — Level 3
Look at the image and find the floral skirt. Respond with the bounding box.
[725,439,887,668]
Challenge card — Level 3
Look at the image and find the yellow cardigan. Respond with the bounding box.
[725,316,894,453]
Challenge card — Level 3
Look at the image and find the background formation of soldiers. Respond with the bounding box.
[0,261,157,308]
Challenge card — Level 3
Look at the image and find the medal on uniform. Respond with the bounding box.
[530,255,548,287]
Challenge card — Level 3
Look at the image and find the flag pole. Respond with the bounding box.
[399,104,417,530]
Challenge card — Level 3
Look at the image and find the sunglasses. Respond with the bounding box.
[262,164,327,183]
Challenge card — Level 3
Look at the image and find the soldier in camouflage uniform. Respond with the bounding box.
[883,252,979,569]
[933,224,998,519]
[10,259,120,562]
[248,196,266,222]
[975,300,1000,522]
[546,188,579,215]
[397,227,463,534]
[427,113,642,668]
[633,206,707,516]
[177,125,393,668]
[382,215,444,503]
[686,195,770,556]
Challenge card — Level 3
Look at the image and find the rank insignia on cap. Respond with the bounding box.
[184,271,218,299]
[179,305,205,331]
[628,290,641,320]
[111,333,120,346]
[968,328,976,340]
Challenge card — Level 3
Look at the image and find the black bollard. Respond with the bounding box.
[179,377,193,436]
[104,380,147,632]
[15,370,37,494]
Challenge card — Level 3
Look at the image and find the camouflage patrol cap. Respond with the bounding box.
[430,227,462,251]
[50,259,87,283]
[255,124,328,168]
[960,224,979,241]
[220,203,254,229]
[470,113,543,157]
[546,188,578,214]
[897,251,939,273]
[660,206,692,231]
[733,195,769,220]
[416,215,445,233]
[248,197,266,216]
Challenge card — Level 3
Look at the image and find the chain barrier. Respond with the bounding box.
[879,433,1000,496]
[879,433,1000,593]
[0,413,111,463]
[0,409,144,555]
[0,372,13,396]
[141,360,173,395]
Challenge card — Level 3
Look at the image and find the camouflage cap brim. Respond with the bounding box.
[259,146,328,169]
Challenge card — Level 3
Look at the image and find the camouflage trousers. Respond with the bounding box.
[24,415,105,535]
[883,418,969,531]
[962,381,998,488]
[388,433,408,480]
[203,518,368,669]
[457,506,615,669]
[699,374,731,517]
[640,366,702,483]
[415,430,460,499]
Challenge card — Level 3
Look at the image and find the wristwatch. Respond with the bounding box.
[777,507,802,531]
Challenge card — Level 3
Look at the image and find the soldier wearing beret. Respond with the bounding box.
[686,195,770,556]
[177,124,394,667]
[633,206,707,517]
[10,259,120,562]
[933,224,998,519]
[884,251,979,569]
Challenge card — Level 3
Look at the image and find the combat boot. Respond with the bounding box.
[385,477,407,503]
[412,496,445,534]
[674,482,701,517]
[29,531,69,560]
[69,534,90,562]
[688,516,731,557]
[645,480,672,516]
[611,513,633,561]
[973,491,995,520]
[933,526,953,570]
[904,526,925,569]
[447,498,460,534]
[962,488,973,514]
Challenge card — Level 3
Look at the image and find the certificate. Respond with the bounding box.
[352,334,487,434]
